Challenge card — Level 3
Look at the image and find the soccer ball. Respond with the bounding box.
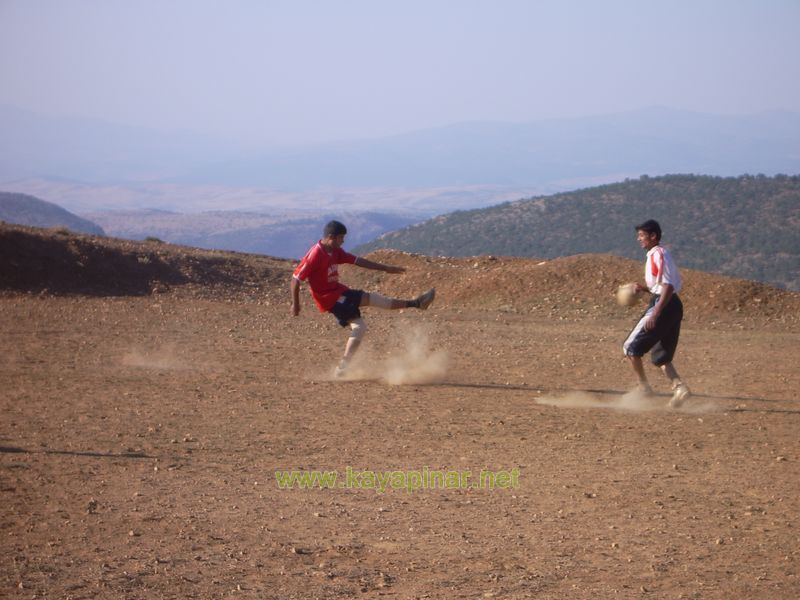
[615,283,640,307]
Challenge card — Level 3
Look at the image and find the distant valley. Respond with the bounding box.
[83,209,418,259]
[0,180,539,259]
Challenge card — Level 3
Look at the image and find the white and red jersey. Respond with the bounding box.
[645,245,682,295]
[293,241,358,312]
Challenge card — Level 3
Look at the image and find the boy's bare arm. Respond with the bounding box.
[645,283,674,330]
[290,277,301,316]
[354,257,406,274]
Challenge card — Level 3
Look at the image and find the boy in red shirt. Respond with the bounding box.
[291,220,435,377]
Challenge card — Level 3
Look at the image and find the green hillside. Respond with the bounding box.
[355,174,800,290]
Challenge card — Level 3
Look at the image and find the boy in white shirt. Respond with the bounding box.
[622,220,691,408]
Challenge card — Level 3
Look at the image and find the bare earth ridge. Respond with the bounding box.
[2,224,799,598]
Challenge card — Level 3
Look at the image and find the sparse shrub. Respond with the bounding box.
[145,236,165,243]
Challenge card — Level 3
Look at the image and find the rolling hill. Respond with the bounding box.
[355,174,800,290]
[0,191,105,235]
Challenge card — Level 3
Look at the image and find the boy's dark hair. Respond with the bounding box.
[323,220,347,237]
[635,219,662,241]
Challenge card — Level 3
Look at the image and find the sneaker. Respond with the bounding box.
[669,383,690,408]
[416,288,436,310]
[333,362,348,379]
[636,383,655,397]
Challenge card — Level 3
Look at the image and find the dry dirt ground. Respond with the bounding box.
[2,225,799,599]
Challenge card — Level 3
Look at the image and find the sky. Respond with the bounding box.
[1,0,799,147]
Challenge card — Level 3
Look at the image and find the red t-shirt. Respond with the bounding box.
[293,241,358,312]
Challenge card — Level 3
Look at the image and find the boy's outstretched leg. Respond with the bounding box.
[362,289,435,310]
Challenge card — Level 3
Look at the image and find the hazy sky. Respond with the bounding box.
[1,0,799,146]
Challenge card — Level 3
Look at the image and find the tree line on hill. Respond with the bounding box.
[355,174,800,291]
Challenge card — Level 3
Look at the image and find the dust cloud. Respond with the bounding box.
[382,327,448,385]
[121,345,186,370]
[536,389,718,413]
[332,326,448,385]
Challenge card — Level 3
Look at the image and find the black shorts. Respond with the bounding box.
[329,289,364,327]
[623,294,683,366]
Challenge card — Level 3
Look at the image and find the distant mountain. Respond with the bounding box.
[0,192,105,235]
[85,209,417,259]
[174,108,800,189]
[0,105,239,183]
[355,174,800,291]
[2,105,798,193]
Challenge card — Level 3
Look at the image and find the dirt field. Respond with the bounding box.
[2,226,799,598]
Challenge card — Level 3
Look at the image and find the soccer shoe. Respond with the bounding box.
[333,362,348,379]
[669,383,691,408]
[416,288,436,310]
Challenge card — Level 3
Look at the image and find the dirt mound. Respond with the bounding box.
[345,250,800,326]
[0,222,292,299]
[3,224,798,326]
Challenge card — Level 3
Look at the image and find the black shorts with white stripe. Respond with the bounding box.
[622,294,684,366]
